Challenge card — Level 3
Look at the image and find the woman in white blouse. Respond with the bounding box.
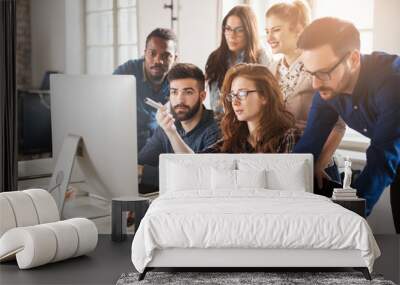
[265,0,346,193]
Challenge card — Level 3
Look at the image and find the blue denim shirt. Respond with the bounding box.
[294,52,400,215]
[113,58,170,151]
[138,108,220,187]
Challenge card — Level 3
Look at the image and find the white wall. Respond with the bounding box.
[137,0,172,54]
[137,0,219,70]
[65,0,85,74]
[30,0,66,87]
[177,0,219,70]
[373,0,400,54]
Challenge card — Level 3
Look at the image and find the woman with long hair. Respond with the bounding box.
[205,5,272,114]
[265,0,345,191]
[157,63,299,154]
[205,63,299,153]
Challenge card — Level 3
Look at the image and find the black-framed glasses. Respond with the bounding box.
[225,90,259,102]
[305,52,350,81]
[223,25,245,36]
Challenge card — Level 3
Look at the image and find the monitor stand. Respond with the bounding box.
[48,134,110,220]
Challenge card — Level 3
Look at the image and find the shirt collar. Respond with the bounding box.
[228,50,245,66]
[348,54,367,102]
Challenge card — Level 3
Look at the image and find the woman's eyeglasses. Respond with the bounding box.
[223,26,245,36]
[225,90,259,102]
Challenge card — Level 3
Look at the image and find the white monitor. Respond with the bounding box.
[49,75,138,216]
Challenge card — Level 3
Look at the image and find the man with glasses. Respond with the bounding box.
[293,17,400,232]
[113,28,177,152]
[137,63,220,191]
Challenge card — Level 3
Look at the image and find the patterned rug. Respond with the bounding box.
[116,271,396,285]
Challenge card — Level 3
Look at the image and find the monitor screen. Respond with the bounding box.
[50,75,138,201]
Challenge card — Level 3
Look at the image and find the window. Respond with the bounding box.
[85,0,138,74]
[246,0,270,50]
[312,0,374,54]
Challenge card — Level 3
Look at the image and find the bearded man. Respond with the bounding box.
[137,63,220,192]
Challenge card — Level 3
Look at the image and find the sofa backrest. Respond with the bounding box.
[0,189,60,238]
[159,154,313,195]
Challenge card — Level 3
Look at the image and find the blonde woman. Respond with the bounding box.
[265,0,346,193]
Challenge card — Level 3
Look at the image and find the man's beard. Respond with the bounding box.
[146,64,167,83]
[171,99,202,121]
[318,67,353,100]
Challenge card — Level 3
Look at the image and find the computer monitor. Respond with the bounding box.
[49,75,138,216]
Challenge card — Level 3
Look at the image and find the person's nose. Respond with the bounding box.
[153,53,163,65]
[226,32,236,40]
[266,32,273,42]
[312,76,323,90]
[232,97,241,106]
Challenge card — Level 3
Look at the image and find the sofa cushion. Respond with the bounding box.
[0,218,97,269]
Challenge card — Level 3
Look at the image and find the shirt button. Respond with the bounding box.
[363,128,368,133]
[353,105,358,110]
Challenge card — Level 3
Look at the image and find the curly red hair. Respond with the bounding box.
[219,63,295,153]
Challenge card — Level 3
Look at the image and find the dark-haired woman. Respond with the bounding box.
[205,5,273,114]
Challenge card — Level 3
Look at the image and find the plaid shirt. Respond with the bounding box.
[202,128,300,153]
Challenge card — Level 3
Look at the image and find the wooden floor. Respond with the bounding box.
[0,235,399,285]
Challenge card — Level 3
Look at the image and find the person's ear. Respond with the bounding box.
[349,50,361,72]
[199,90,207,102]
[260,96,268,106]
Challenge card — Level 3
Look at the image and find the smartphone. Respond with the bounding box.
[144,97,163,109]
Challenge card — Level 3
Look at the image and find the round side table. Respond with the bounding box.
[111,196,150,242]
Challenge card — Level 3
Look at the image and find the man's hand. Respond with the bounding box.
[315,162,330,189]
[138,164,144,177]
[156,106,176,134]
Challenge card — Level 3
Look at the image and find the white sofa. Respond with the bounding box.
[0,189,98,269]
[131,154,380,281]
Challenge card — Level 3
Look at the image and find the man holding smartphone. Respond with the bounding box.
[113,28,177,151]
[138,63,220,192]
